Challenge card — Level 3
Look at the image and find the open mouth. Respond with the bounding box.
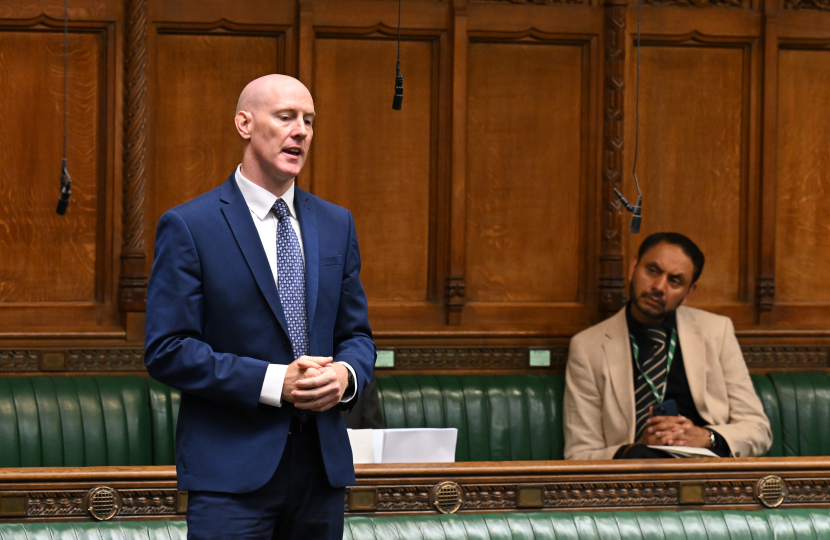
[283,147,302,156]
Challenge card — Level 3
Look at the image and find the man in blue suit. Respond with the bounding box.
[145,74,375,539]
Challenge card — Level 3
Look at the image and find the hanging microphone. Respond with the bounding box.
[56,158,72,215]
[615,0,645,234]
[613,188,641,233]
[392,61,403,110]
[392,0,403,110]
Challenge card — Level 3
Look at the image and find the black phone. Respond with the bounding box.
[652,399,678,417]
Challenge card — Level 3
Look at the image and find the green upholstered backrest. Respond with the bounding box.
[376,374,566,461]
[0,521,187,540]
[768,371,830,457]
[2,509,830,540]
[0,376,179,467]
[343,509,830,540]
[376,372,830,461]
[3,370,830,467]
[751,373,783,457]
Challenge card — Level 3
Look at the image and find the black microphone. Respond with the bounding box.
[56,158,72,215]
[392,63,403,110]
[613,188,642,233]
[392,0,403,110]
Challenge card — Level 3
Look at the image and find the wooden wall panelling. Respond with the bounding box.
[772,8,830,326]
[147,18,289,258]
[623,11,761,325]
[0,13,120,332]
[310,21,447,330]
[461,4,600,332]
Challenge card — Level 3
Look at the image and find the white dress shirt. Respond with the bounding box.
[234,166,356,407]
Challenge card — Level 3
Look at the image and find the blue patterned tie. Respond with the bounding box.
[272,199,311,421]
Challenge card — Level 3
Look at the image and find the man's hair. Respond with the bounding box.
[637,232,705,284]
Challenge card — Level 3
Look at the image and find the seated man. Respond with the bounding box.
[564,232,771,460]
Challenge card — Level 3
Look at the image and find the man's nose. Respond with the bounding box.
[652,275,668,295]
[291,119,309,138]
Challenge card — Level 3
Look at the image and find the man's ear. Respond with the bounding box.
[628,256,639,282]
[680,282,697,305]
[235,111,253,140]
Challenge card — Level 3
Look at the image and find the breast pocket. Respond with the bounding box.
[320,255,343,266]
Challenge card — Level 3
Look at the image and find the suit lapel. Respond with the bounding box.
[677,307,710,420]
[295,188,319,330]
[604,309,635,439]
[219,176,290,337]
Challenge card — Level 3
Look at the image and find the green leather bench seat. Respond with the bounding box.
[343,509,830,540]
[3,509,830,539]
[0,521,187,540]
[2,371,830,466]
[376,374,566,461]
[0,376,179,467]
[376,373,830,461]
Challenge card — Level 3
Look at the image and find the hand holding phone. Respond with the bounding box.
[652,398,678,417]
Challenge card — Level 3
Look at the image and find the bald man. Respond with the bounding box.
[145,75,376,539]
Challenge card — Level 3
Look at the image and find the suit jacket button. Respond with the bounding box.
[283,342,291,352]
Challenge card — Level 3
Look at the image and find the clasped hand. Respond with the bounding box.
[281,356,349,412]
[636,406,711,448]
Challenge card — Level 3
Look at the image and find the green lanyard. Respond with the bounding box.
[629,328,677,404]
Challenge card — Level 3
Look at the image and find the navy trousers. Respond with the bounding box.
[186,418,346,540]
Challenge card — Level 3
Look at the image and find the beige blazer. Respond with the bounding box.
[563,306,772,460]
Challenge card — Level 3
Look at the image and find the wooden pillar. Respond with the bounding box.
[119,0,149,315]
[599,0,628,319]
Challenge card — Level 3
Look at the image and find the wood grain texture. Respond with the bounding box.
[0,30,102,303]
[312,38,435,303]
[775,49,830,303]
[152,33,281,234]
[625,45,746,305]
[466,42,585,303]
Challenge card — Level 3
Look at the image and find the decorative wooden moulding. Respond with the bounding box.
[1,460,829,522]
[0,344,828,374]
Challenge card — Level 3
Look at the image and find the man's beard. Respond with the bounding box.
[629,281,675,321]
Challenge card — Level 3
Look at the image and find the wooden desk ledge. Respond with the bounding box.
[2,458,830,521]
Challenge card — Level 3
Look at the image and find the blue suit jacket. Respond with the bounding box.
[145,173,375,493]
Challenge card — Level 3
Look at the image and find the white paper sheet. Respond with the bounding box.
[379,428,458,464]
[347,429,376,464]
[648,445,719,458]
[348,428,458,464]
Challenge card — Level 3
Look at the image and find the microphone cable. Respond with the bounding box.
[56,0,72,215]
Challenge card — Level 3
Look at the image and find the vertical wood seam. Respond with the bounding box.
[757,0,778,320]
[446,0,468,325]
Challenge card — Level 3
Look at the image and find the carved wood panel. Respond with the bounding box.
[0,28,104,304]
[466,41,586,305]
[624,43,750,309]
[312,36,437,305]
[150,28,285,247]
[775,49,830,305]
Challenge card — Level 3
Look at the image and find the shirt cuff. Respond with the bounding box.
[259,363,287,407]
[336,361,357,403]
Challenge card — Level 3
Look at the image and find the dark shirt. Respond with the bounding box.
[614,302,730,458]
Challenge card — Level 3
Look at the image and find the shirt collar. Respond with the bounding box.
[235,165,297,221]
